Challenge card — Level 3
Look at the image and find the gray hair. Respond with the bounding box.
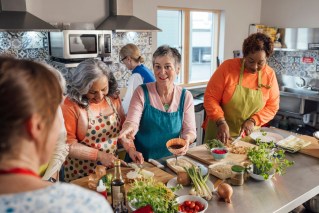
[67,59,118,107]
[152,45,181,67]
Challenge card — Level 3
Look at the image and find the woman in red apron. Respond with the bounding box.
[203,33,280,144]
[62,59,142,182]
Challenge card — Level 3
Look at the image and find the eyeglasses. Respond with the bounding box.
[120,56,127,63]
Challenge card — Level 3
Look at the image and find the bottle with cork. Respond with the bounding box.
[111,159,127,212]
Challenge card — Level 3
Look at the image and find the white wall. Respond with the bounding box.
[261,0,319,28]
[133,0,262,60]
[26,0,262,60]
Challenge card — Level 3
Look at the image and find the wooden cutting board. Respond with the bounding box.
[71,161,174,189]
[186,141,255,166]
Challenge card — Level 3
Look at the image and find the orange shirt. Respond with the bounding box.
[203,58,279,127]
[62,96,125,145]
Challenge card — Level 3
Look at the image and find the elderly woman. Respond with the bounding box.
[62,59,141,182]
[203,33,280,144]
[119,45,196,162]
[0,57,112,212]
[120,43,155,114]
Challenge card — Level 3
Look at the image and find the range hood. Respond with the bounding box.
[97,0,160,31]
[0,0,58,32]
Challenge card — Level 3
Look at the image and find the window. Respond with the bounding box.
[157,8,220,86]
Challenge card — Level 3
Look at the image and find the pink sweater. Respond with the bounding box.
[124,83,196,142]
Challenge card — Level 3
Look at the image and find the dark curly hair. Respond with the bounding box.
[242,33,274,58]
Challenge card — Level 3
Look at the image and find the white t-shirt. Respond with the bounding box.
[122,73,143,114]
[0,183,113,213]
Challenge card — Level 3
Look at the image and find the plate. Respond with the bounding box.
[250,131,284,143]
[166,177,214,196]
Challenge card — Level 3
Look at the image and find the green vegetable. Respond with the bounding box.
[247,142,294,180]
[206,139,224,150]
[101,174,113,193]
[127,178,178,213]
[184,166,213,200]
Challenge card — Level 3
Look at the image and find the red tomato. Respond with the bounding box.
[190,201,195,209]
[184,201,191,206]
[194,205,200,211]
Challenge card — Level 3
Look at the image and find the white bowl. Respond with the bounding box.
[176,195,208,213]
[248,167,275,181]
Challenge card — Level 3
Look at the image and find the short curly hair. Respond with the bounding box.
[242,33,274,58]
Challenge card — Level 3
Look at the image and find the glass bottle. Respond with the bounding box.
[111,159,126,210]
[230,165,244,186]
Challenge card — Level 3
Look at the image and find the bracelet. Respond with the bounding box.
[216,119,226,127]
[47,177,57,183]
[247,117,256,126]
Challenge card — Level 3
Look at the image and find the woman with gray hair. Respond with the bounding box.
[62,59,142,182]
[119,45,196,162]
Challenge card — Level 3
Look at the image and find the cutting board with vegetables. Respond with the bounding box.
[71,162,174,189]
[295,134,319,158]
[186,142,255,166]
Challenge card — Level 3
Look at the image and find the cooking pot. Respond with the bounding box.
[304,194,319,213]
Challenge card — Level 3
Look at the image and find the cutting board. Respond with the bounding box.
[186,141,255,166]
[71,161,174,189]
[260,127,319,159]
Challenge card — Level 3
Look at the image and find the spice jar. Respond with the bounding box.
[230,165,244,186]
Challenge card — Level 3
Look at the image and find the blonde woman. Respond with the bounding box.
[120,43,155,114]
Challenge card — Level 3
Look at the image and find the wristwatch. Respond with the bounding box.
[47,177,57,183]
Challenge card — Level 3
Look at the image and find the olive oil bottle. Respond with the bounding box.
[111,159,126,211]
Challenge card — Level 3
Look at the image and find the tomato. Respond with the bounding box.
[194,205,200,211]
[189,201,195,209]
[184,201,191,206]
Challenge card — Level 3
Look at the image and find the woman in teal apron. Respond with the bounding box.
[119,45,197,162]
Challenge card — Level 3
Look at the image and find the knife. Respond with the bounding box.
[148,159,165,169]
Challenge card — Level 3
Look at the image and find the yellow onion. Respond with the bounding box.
[217,183,233,203]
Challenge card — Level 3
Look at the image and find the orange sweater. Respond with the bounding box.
[203,58,279,127]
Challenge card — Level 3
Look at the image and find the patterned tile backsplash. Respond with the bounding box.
[0,31,153,89]
[268,50,319,80]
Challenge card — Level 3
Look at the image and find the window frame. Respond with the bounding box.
[157,6,221,87]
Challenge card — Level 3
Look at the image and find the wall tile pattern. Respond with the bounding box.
[0,31,153,88]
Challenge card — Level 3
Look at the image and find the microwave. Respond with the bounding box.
[49,30,112,59]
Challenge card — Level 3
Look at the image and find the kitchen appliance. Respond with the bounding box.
[97,0,160,31]
[49,30,112,60]
[0,0,57,31]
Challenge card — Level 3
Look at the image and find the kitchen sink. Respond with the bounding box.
[279,86,319,114]
[280,86,319,95]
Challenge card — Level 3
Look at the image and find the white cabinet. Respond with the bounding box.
[194,109,205,146]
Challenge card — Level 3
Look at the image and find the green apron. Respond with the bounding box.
[125,84,186,161]
[204,60,264,143]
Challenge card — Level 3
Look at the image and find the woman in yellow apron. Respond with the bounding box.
[203,33,280,143]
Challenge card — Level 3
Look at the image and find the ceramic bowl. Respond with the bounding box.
[247,167,275,181]
[176,195,208,213]
[211,147,228,160]
[166,138,187,155]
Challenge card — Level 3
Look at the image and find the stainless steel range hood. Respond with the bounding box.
[0,0,58,32]
[97,0,160,31]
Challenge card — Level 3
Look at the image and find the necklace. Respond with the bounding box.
[0,168,39,178]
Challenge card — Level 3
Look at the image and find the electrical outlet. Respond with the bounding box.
[149,37,152,45]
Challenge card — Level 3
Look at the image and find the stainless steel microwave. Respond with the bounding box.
[49,30,112,59]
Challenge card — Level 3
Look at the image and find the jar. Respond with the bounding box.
[230,165,245,186]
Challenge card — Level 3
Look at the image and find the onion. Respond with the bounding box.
[217,183,233,203]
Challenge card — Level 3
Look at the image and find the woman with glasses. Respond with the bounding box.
[119,45,196,162]
[203,33,280,144]
[119,43,155,114]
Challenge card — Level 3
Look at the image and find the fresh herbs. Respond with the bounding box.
[101,173,113,193]
[184,166,213,200]
[247,142,294,180]
[127,178,178,213]
[206,139,224,150]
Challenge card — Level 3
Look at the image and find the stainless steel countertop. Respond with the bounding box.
[161,152,319,213]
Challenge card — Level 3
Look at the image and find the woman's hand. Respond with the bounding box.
[240,119,255,136]
[128,148,144,164]
[119,125,135,141]
[216,122,231,144]
[97,151,118,168]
